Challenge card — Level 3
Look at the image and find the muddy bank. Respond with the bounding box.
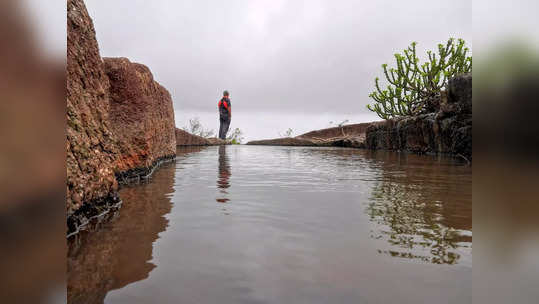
[246,123,372,148]
[175,128,228,146]
[67,0,177,237]
[366,73,472,160]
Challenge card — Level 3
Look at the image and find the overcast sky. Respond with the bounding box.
[83,0,472,139]
[85,0,470,110]
[70,1,469,139]
[26,0,539,141]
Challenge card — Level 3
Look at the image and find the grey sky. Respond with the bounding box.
[85,0,471,117]
[17,0,472,140]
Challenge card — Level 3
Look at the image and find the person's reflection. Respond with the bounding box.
[216,145,231,203]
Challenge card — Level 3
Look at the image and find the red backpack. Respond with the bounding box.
[218,98,229,110]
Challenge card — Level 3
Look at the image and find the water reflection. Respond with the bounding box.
[67,146,472,304]
[66,148,193,304]
[364,151,472,265]
[290,148,472,265]
[216,145,231,204]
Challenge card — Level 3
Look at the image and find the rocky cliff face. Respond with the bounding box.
[366,73,472,160]
[67,0,120,221]
[104,57,176,183]
[67,0,177,236]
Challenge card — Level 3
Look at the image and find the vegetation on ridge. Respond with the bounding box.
[367,38,472,119]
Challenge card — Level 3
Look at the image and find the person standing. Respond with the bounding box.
[218,90,232,140]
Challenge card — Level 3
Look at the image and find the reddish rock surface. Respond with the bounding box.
[298,123,372,139]
[67,0,119,218]
[175,128,227,146]
[247,123,372,148]
[366,73,472,160]
[247,137,318,146]
[66,0,177,236]
[104,57,176,180]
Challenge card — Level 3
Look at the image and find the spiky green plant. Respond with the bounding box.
[367,38,472,119]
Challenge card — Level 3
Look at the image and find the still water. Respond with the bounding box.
[68,145,472,304]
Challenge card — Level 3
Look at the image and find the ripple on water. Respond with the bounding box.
[68,145,472,304]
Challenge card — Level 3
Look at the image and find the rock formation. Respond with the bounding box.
[104,57,176,183]
[67,0,120,225]
[247,73,472,161]
[247,123,371,148]
[67,0,177,236]
[175,128,227,146]
[366,73,472,160]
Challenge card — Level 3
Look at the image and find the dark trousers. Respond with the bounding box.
[219,118,230,139]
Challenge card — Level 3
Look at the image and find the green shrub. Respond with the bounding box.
[279,128,294,138]
[182,117,215,138]
[227,128,244,144]
[367,38,472,119]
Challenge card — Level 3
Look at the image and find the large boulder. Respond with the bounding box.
[446,72,472,115]
[66,0,120,218]
[66,0,178,235]
[103,57,176,182]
